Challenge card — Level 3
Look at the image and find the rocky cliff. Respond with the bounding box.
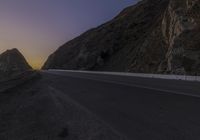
[0,48,32,73]
[43,0,200,75]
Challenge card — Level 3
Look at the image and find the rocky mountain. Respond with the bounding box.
[0,48,32,73]
[43,0,200,75]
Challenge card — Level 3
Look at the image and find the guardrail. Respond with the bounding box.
[47,69,200,82]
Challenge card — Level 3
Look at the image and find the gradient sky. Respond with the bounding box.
[0,0,137,69]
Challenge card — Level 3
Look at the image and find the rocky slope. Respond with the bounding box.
[43,0,200,75]
[0,48,32,73]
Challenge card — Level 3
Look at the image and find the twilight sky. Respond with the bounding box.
[0,0,137,69]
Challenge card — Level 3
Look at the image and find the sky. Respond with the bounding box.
[0,0,137,69]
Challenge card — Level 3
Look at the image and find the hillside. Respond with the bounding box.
[43,0,200,75]
[0,48,32,77]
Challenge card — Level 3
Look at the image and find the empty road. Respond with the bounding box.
[40,70,200,140]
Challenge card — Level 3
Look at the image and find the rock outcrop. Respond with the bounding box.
[161,0,200,75]
[0,48,32,73]
[43,0,200,75]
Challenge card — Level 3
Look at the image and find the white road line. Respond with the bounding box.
[48,86,128,139]
[46,69,200,82]
[44,71,200,98]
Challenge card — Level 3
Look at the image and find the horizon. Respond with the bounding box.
[0,0,137,69]
[0,0,200,140]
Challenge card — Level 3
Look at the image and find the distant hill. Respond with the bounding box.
[0,48,32,73]
[43,0,200,75]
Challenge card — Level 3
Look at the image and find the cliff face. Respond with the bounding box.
[161,0,200,75]
[43,0,200,75]
[0,48,32,73]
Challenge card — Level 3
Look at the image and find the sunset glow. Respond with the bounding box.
[0,0,136,69]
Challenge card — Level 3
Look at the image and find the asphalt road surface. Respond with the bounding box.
[41,70,200,140]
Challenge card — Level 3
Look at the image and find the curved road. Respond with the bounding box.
[41,70,200,140]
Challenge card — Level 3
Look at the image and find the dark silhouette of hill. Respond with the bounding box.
[0,48,32,73]
[43,0,200,75]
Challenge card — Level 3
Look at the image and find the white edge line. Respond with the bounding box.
[45,71,200,98]
[46,69,200,82]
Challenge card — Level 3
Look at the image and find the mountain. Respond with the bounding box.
[43,0,200,75]
[0,48,32,73]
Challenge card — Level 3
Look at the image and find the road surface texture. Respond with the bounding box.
[40,70,200,140]
[1,70,200,140]
[0,71,126,140]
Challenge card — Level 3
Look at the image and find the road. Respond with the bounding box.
[0,71,125,140]
[41,70,200,140]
